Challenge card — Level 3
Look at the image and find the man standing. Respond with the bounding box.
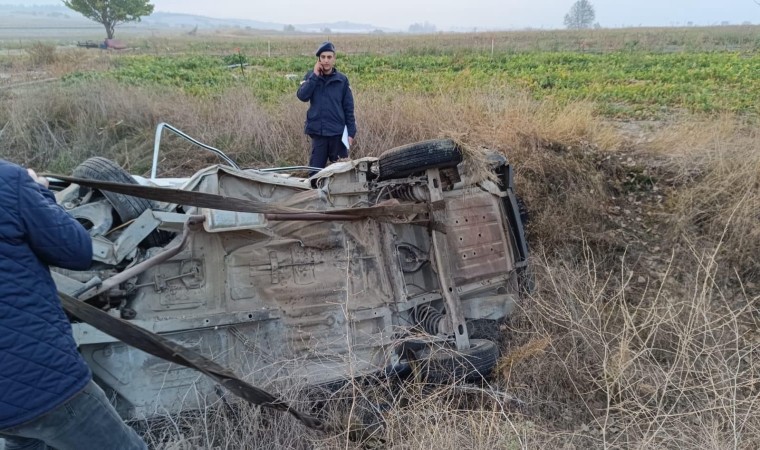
[0,161,146,449]
[297,41,356,175]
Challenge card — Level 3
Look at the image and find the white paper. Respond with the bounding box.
[341,126,350,150]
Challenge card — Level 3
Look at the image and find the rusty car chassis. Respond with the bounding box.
[50,124,529,419]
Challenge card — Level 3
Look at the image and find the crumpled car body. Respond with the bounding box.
[52,139,529,419]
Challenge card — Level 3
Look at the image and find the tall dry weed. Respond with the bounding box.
[648,116,760,280]
[501,243,760,448]
[25,42,57,66]
[0,81,310,176]
[136,374,533,450]
[0,80,620,177]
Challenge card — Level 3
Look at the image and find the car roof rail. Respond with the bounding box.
[151,122,240,179]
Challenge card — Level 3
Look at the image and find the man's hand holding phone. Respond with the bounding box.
[313,60,323,76]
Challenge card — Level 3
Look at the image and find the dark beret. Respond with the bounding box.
[316,41,336,56]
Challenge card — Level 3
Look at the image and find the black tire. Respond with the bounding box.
[416,339,499,383]
[72,157,170,248]
[516,195,529,227]
[378,139,463,181]
[513,195,534,294]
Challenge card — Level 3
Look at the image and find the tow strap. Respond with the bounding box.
[46,174,413,433]
[49,173,439,432]
[59,292,327,432]
[47,174,438,218]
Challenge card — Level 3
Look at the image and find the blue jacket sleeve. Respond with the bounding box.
[296,72,318,102]
[16,169,93,270]
[343,80,356,138]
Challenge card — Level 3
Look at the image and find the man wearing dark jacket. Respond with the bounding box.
[297,41,356,175]
[0,160,146,449]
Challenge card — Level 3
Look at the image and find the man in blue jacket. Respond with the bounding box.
[297,41,357,175]
[0,161,146,449]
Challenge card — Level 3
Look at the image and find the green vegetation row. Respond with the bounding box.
[64,51,760,118]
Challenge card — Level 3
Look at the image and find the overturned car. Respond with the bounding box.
[52,128,529,419]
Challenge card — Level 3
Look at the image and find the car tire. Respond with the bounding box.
[378,139,463,181]
[514,195,535,293]
[416,338,499,383]
[72,157,170,248]
[516,195,529,227]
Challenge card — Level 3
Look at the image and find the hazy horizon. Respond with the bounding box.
[4,0,759,30]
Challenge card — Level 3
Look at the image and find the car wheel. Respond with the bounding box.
[378,139,463,181]
[416,338,499,383]
[72,157,171,248]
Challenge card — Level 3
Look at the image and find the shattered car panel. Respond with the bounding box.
[52,140,529,419]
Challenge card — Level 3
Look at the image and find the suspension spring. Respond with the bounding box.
[390,185,429,202]
[414,304,445,335]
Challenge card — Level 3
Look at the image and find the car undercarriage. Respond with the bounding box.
[51,128,529,419]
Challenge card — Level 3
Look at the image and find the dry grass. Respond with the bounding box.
[500,241,760,449]
[647,116,760,280]
[25,42,57,66]
[132,378,532,450]
[0,82,311,174]
[497,337,551,382]
[0,81,620,176]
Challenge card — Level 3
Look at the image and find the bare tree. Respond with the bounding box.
[62,0,154,39]
[564,0,596,30]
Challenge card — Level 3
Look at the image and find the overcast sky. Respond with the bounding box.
[14,0,760,29]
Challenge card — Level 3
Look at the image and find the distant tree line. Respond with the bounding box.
[408,21,436,33]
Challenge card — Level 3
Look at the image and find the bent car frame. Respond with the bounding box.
[51,124,529,419]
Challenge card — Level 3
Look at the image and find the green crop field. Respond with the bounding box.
[63,49,760,118]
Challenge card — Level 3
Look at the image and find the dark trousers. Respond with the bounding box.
[0,380,146,450]
[308,135,348,175]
